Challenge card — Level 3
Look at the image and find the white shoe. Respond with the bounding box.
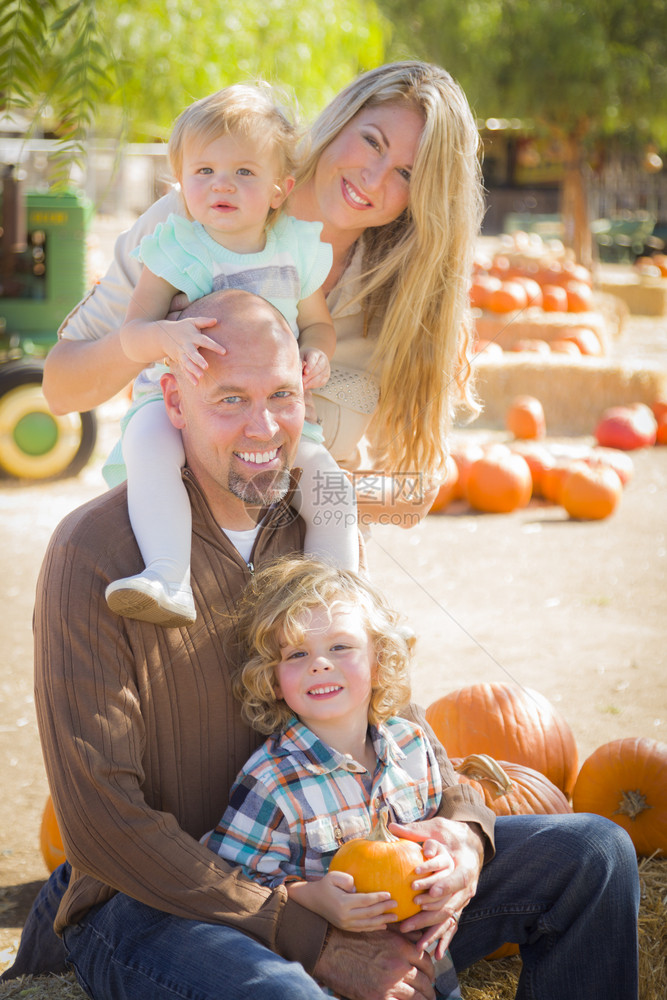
[105,570,196,628]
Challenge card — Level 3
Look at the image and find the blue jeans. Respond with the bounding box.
[451,813,640,999]
[2,813,639,999]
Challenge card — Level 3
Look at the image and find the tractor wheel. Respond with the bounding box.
[0,362,97,480]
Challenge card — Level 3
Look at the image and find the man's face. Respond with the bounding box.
[163,295,305,528]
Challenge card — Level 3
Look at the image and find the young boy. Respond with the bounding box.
[206,556,462,999]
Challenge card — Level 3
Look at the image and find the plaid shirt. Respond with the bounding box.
[207,715,442,887]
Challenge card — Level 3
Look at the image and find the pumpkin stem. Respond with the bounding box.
[370,809,400,844]
[613,789,652,821]
[454,754,514,798]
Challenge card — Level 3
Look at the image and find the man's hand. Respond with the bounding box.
[390,818,484,953]
[314,927,436,1000]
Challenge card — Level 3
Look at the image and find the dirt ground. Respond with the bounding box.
[0,225,666,974]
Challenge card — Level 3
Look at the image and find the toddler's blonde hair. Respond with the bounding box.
[231,556,415,735]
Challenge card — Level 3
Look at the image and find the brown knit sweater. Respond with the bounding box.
[34,470,494,975]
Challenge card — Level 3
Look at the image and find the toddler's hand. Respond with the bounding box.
[159,316,226,384]
[301,348,330,390]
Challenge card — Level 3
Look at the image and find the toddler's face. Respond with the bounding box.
[180,132,292,254]
[273,602,375,733]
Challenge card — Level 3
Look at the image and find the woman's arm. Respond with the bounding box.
[42,191,182,414]
[42,336,144,414]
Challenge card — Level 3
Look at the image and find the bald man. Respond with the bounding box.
[23,289,496,1000]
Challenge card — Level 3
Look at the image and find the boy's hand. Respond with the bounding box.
[301,347,331,390]
[288,870,398,932]
[159,317,226,384]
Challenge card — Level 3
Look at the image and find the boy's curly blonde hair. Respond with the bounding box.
[232,556,415,735]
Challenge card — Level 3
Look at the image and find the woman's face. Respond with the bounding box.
[313,102,424,237]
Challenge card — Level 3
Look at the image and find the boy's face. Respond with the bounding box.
[180,132,293,254]
[274,602,376,738]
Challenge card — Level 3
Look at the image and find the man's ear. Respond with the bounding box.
[160,371,186,430]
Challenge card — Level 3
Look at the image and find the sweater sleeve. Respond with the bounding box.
[33,491,326,973]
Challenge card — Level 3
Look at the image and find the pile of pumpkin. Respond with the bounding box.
[423,681,666,961]
[430,394,666,521]
[634,253,667,279]
[471,232,607,358]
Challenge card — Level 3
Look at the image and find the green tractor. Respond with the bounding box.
[0,171,97,480]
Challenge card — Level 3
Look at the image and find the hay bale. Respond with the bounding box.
[0,972,86,999]
[469,353,667,436]
[638,855,667,1000]
[598,274,667,316]
[2,860,664,1000]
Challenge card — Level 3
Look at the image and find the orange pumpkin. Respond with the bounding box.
[329,811,424,920]
[466,447,532,514]
[487,281,529,314]
[584,447,634,486]
[656,414,667,445]
[572,738,667,856]
[565,280,594,312]
[450,442,486,501]
[453,754,573,817]
[428,455,459,513]
[541,284,568,312]
[513,276,543,308]
[562,327,603,356]
[511,442,556,498]
[549,339,581,356]
[426,682,579,798]
[540,461,571,504]
[40,795,66,872]
[506,395,546,441]
[509,338,551,355]
[470,274,502,310]
[559,461,622,520]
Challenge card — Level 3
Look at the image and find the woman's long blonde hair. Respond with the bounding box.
[298,62,484,478]
[231,556,415,736]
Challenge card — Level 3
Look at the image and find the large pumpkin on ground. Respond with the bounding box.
[453,754,572,817]
[466,447,532,514]
[572,737,667,856]
[426,682,579,799]
[329,811,424,920]
[559,461,622,521]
